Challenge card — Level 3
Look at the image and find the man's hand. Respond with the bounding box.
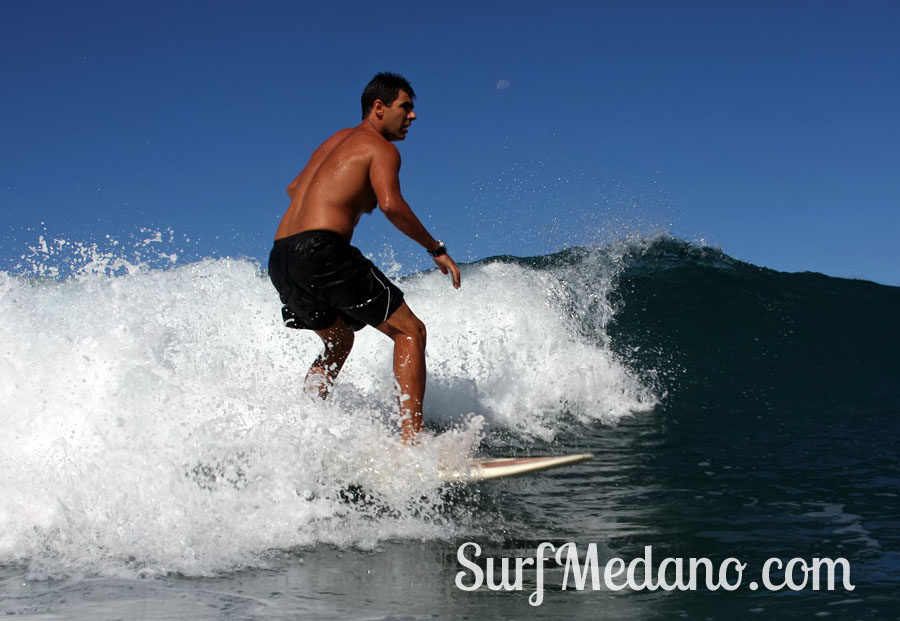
[434,254,461,289]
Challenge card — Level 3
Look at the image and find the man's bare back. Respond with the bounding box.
[275,126,380,242]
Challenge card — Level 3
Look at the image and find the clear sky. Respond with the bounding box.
[2,0,899,284]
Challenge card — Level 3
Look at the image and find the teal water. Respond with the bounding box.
[1,237,897,619]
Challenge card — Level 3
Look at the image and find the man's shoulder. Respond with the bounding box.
[339,126,400,160]
[318,127,357,150]
[315,125,399,174]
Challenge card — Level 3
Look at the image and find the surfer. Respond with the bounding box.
[268,72,461,444]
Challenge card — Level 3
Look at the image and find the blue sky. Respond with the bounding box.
[2,0,899,284]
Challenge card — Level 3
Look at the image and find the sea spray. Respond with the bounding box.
[0,233,654,577]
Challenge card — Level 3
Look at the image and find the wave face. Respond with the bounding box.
[608,236,900,414]
[607,237,900,595]
[0,234,656,578]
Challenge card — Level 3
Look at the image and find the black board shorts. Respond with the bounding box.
[267,230,405,332]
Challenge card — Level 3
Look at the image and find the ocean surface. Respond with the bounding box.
[1,234,898,620]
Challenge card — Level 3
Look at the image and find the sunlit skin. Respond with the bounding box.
[275,89,460,444]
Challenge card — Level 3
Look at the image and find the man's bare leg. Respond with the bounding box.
[376,302,427,444]
[307,317,355,399]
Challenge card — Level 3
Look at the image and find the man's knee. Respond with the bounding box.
[379,303,426,346]
[407,315,426,347]
[316,318,355,359]
[397,314,427,346]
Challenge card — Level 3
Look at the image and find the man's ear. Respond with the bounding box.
[372,99,386,119]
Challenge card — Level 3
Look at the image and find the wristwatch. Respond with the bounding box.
[428,241,447,257]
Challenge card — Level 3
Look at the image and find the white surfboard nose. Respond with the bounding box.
[439,453,595,484]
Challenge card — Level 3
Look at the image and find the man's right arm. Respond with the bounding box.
[370,144,461,289]
[370,144,435,246]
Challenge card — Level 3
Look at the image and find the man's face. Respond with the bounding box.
[382,90,416,141]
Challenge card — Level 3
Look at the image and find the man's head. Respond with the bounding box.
[361,72,416,119]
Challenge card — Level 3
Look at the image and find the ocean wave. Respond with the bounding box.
[0,232,655,578]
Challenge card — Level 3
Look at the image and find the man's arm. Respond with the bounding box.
[370,144,461,288]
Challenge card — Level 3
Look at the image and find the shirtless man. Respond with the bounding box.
[268,72,460,444]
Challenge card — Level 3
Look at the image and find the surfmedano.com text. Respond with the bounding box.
[454,542,855,607]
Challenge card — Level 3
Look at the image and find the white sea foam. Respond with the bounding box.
[0,238,654,578]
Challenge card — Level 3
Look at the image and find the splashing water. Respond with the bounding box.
[0,231,654,578]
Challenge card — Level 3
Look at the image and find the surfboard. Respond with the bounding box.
[438,453,594,484]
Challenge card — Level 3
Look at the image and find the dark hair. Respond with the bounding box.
[361,72,416,119]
